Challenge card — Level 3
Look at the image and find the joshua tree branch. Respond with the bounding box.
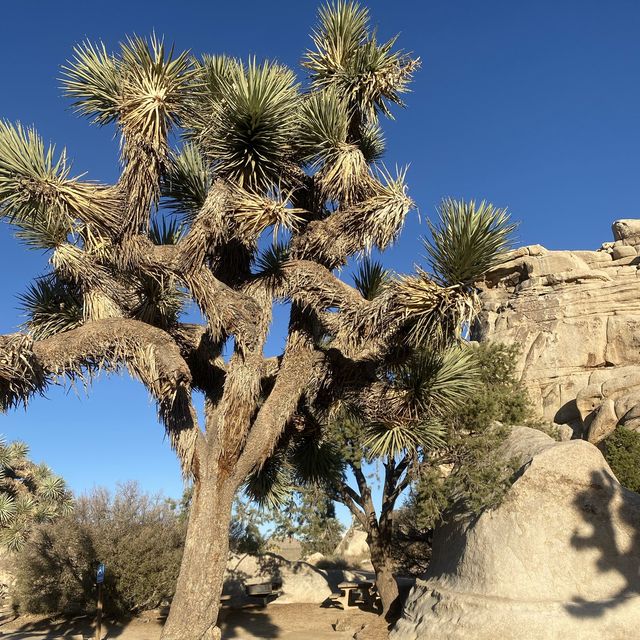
[232,340,325,485]
[336,485,368,528]
[0,318,203,474]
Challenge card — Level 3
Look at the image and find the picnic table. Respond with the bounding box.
[332,580,381,611]
[245,579,283,606]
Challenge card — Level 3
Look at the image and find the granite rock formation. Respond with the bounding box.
[474,219,640,443]
[391,427,640,640]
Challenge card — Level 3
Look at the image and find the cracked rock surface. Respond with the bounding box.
[474,219,640,443]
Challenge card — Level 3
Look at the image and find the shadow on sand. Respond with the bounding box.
[0,614,126,639]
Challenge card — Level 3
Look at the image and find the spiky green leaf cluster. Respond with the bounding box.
[161,144,211,220]
[304,1,419,122]
[244,427,344,510]
[353,257,390,300]
[252,239,291,278]
[149,217,185,246]
[194,59,300,191]
[0,121,119,249]
[425,199,516,287]
[18,275,84,339]
[364,418,445,459]
[387,346,481,421]
[0,122,74,245]
[243,454,293,511]
[63,34,195,140]
[61,41,122,125]
[290,436,344,486]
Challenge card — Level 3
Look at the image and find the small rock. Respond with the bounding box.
[558,424,574,441]
[612,244,637,260]
[333,616,354,632]
[305,552,325,565]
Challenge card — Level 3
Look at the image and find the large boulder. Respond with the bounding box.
[224,552,333,605]
[391,427,640,640]
[475,221,640,442]
[334,526,372,569]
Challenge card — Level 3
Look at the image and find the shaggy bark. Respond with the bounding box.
[162,464,236,640]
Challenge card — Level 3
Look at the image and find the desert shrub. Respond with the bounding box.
[452,342,530,432]
[315,555,350,570]
[415,343,530,527]
[13,517,95,614]
[14,482,186,616]
[270,487,344,557]
[604,426,640,493]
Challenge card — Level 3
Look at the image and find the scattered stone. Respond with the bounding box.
[305,552,325,566]
[612,244,637,260]
[558,424,574,441]
[333,616,355,632]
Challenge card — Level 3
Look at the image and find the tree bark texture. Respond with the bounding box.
[367,526,400,619]
[161,474,235,640]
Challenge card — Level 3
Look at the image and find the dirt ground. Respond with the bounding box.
[0,603,390,640]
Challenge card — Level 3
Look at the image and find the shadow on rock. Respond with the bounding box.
[567,468,640,618]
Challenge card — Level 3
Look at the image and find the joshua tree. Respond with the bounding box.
[0,2,511,637]
[0,435,73,551]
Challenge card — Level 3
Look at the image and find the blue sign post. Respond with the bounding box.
[95,563,105,640]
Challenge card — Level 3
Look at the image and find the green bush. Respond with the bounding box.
[394,342,532,575]
[270,487,344,557]
[229,498,267,555]
[13,517,95,614]
[604,426,640,493]
[14,483,186,616]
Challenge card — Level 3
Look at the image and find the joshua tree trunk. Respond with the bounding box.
[162,469,236,640]
[367,524,400,618]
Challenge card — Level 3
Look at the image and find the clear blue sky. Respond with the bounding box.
[0,0,639,509]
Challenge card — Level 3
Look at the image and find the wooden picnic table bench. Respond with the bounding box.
[331,580,380,610]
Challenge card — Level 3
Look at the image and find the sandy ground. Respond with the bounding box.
[0,603,389,640]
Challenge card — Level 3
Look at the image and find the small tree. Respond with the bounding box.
[0,435,73,551]
[229,498,267,555]
[395,342,531,570]
[603,427,640,493]
[270,486,344,557]
[0,3,511,636]
[244,203,516,617]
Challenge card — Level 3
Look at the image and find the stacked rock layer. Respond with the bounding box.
[474,219,640,443]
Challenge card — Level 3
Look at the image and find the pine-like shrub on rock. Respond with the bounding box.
[394,342,531,575]
[604,426,640,493]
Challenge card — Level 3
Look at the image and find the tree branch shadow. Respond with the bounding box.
[566,469,640,618]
